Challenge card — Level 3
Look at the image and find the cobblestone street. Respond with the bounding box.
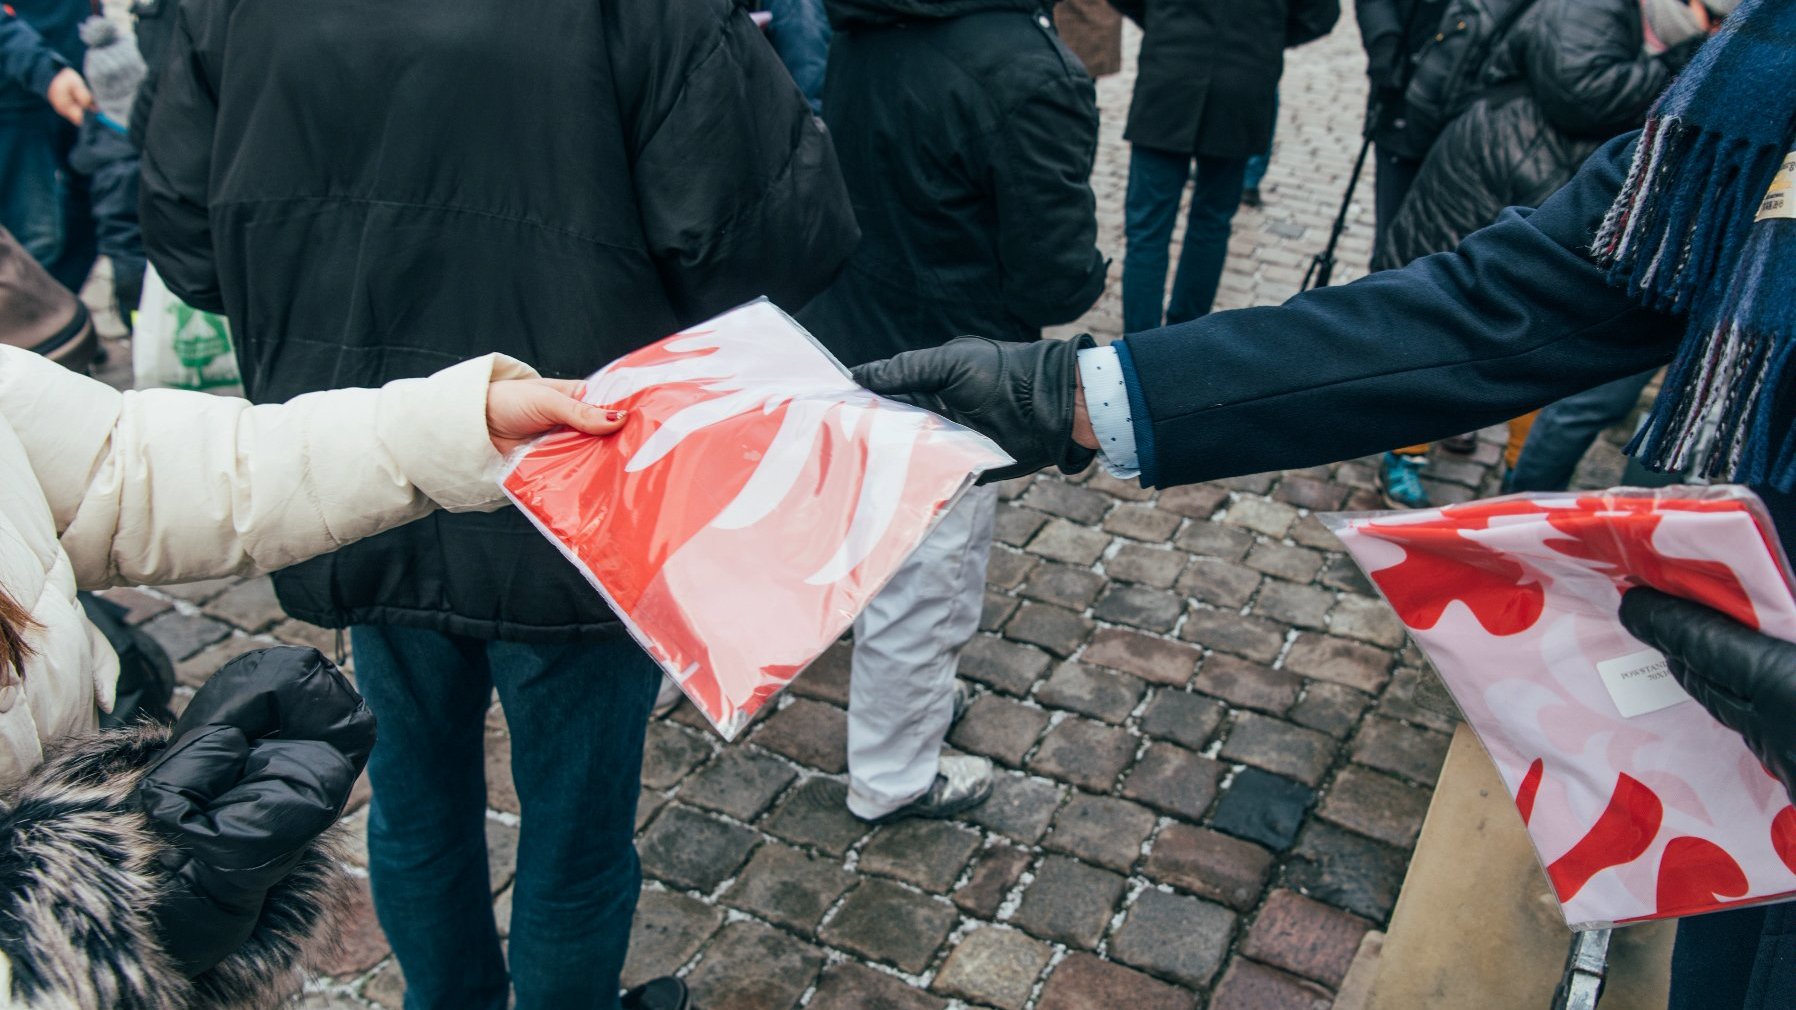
[82,9,1633,1010]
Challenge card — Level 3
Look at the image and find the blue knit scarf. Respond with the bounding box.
[1593,0,1796,489]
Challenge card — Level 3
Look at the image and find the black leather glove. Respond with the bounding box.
[1619,587,1796,804]
[851,335,1097,483]
[137,646,375,977]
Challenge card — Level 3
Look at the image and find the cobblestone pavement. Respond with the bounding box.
[82,9,1640,1010]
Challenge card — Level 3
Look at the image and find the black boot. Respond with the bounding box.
[623,977,690,1010]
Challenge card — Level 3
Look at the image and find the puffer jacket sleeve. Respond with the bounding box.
[138,0,227,313]
[988,62,1107,329]
[604,0,859,323]
[1524,0,1668,138]
[0,347,537,589]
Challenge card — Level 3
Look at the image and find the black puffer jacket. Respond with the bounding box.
[141,0,858,642]
[797,0,1105,365]
[1107,0,1339,158]
[1374,0,1670,269]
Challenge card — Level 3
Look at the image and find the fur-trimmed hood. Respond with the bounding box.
[0,723,351,1010]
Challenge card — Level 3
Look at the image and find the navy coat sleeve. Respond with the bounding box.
[1117,132,1685,488]
[0,9,65,99]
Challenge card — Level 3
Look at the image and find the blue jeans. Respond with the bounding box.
[1122,144,1248,333]
[1242,91,1277,192]
[0,113,95,293]
[352,626,660,1010]
[1506,369,1656,492]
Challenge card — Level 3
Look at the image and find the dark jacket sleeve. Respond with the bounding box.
[128,0,178,147]
[0,10,66,98]
[1524,0,1667,138]
[1119,132,1684,488]
[1287,0,1342,48]
[1354,0,1403,48]
[988,67,1107,329]
[138,0,227,313]
[1105,0,1144,28]
[605,0,858,323]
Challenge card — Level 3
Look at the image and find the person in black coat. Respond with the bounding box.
[1108,0,1338,333]
[797,0,1105,824]
[139,2,857,1008]
[1354,0,1445,246]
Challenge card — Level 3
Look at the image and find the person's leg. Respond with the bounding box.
[1502,411,1538,472]
[352,625,509,1010]
[1121,144,1192,334]
[1671,906,1768,1010]
[1507,370,1657,492]
[1166,154,1250,324]
[847,484,998,820]
[1241,90,1277,202]
[0,115,68,271]
[1372,146,1421,257]
[767,0,830,115]
[493,636,660,1010]
[46,137,96,295]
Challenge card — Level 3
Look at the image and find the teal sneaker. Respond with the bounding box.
[1377,452,1432,509]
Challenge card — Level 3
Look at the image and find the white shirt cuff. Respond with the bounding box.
[1076,344,1141,479]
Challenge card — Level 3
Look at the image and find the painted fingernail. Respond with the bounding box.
[605,410,626,422]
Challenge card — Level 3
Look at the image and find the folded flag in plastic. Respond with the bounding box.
[501,300,1012,738]
[1327,486,1796,928]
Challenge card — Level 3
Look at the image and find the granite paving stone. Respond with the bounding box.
[1021,479,1113,525]
[1026,518,1112,566]
[1319,765,1432,848]
[1011,855,1128,949]
[1111,889,1237,988]
[932,926,1053,1010]
[640,723,714,791]
[982,592,1021,632]
[859,819,982,892]
[1138,689,1228,751]
[637,805,758,893]
[1044,792,1158,872]
[762,777,869,857]
[1281,632,1393,693]
[948,694,1051,766]
[1036,953,1197,1010]
[1106,544,1190,588]
[1028,717,1138,792]
[1245,542,1326,583]
[1174,522,1254,561]
[751,698,847,774]
[143,611,232,663]
[1144,824,1275,910]
[961,635,1053,696]
[1272,475,1350,511]
[1121,743,1226,822]
[1288,681,1374,738]
[1104,503,1185,542]
[1081,627,1200,686]
[175,636,268,689]
[721,842,854,933]
[96,586,171,625]
[953,842,1033,917]
[1021,563,1109,610]
[1252,581,1334,631]
[684,921,824,1010]
[621,888,725,987]
[1210,768,1315,851]
[1239,888,1372,987]
[809,963,947,1010]
[1005,602,1095,658]
[1285,822,1411,921]
[204,575,286,633]
[994,504,1050,547]
[1174,557,1262,608]
[1093,584,1185,632]
[1194,654,1301,715]
[1328,593,1409,648]
[1222,498,1299,538]
[966,772,1063,844]
[1035,661,1146,724]
[986,546,1038,589]
[677,747,797,822]
[1350,715,1452,786]
[1157,485,1227,520]
[789,640,852,706]
[820,879,957,974]
[1219,712,1338,786]
[1207,958,1332,1010]
[1179,608,1287,665]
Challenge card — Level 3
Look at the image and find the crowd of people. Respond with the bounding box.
[0,0,1789,1008]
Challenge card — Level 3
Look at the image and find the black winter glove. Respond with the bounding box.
[851,335,1097,483]
[1619,587,1796,804]
[1366,33,1404,89]
[137,646,375,977]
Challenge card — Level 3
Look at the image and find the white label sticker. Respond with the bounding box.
[1756,149,1796,222]
[1596,648,1692,718]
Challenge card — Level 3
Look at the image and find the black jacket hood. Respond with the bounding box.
[826,0,1047,31]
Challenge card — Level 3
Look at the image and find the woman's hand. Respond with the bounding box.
[45,68,93,126]
[486,378,626,455]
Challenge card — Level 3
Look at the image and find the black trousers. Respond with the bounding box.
[1373,143,1422,259]
[1670,904,1796,1009]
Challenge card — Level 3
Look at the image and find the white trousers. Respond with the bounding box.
[846,484,998,819]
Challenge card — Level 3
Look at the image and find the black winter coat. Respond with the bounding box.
[141,0,858,642]
[1108,0,1339,158]
[1355,0,1447,156]
[797,0,1105,365]
[1374,0,1668,269]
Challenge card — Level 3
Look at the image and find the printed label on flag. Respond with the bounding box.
[1596,648,1691,718]
[1755,149,1796,222]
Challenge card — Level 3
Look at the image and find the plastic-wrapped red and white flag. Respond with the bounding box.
[501,300,1012,738]
[1327,486,1796,928]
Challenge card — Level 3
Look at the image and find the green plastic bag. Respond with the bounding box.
[133,263,242,394]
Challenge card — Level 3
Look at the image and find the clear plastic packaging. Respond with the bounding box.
[501,300,1012,738]
[1325,486,1796,929]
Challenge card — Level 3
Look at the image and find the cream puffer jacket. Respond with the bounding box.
[0,344,532,786]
